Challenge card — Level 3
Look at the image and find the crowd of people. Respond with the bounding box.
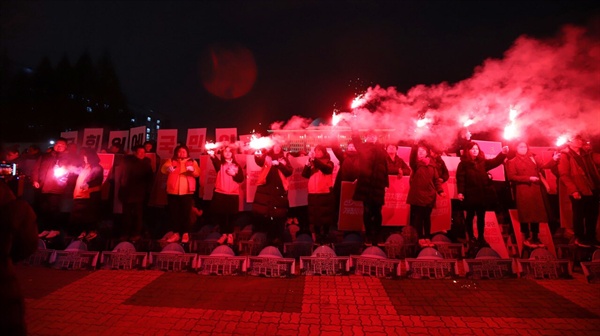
[1,131,600,255]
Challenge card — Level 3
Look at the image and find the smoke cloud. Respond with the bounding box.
[273,25,600,150]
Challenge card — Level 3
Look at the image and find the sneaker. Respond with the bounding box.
[531,238,544,248]
[46,230,60,239]
[129,235,141,243]
[574,238,591,248]
[418,239,427,247]
[86,231,98,241]
[227,234,234,245]
[78,232,87,240]
[181,233,190,244]
[167,233,181,243]
[217,234,227,244]
[160,231,174,242]
[38,230,50,238]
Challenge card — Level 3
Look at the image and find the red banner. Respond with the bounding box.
[382,175,410,226]
[186,128,207,157]
[337,181,364,231]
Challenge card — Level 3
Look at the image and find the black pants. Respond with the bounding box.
[571,191,599,243]
[254,214,286,244]
[363,201,383,244]
[122,201,145,237]
[465,207,486,241]
[410,205,433,239]
[520,222,539,237]
[38,193,63,231]
[167,194,194,235]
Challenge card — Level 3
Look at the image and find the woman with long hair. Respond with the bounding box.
[406,143,445,246]
[71,147,104,241]
[208,144,244,245]
[456,141,508,246]
[302,145,335,243]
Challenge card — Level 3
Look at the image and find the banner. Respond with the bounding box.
[108,130,129,154]
[441,155,460,199]
[186,128,207,157]
[156,129,178,160]
[215,128,238,144]
[287,156,309,207]
[82,128,103,152]
[509,209,556,257]
[245,155,262,203]
[473,139,505,181]
[60,131,78,145]
[430,183,452,233]
[199,155,217,200]
[337,181,365,231]
[129,126,146,152]
[382,175,410,226]
[472,211,509,258]
[97,153,115,184]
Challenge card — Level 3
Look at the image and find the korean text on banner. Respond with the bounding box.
[337,181,364,231]
[187,128,207,157]
[156,129,178,160]
[216,128,238,144]
[129,126,146,152]
[82,128,103,152]
[108,130,129,154]
[60,131,78,146]
[382,175,410,226]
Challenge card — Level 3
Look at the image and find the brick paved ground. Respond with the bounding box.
[16,265,599,335]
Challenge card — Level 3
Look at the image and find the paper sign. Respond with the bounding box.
[382,175,410,226]
[129,126,146,152]
[108,130,129,153]
[60,131,78,145]
[338,181,365,231]
[509,209,556,257]
[156,129,178,160]
[472,211,509,258]
[82,128,103,152]
[187,128,207,157]
[216,128,238,144]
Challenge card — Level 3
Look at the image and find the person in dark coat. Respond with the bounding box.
[407,144,445,243]
[352,133,389,245]
[506,141,559,247]
[209,144,245,245]
[558,135,600,247]
[456,141,508,245]
[302,145,335,243]
[385,144,411,176]
[31,137,73,240]
[252,143,293,245]
[119,146,154,242]
[0,181,38,336]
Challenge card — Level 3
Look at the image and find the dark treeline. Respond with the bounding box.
[0,50,132,142]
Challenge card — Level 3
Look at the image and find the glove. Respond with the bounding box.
[186,165,194,172]
[168,166,176,173]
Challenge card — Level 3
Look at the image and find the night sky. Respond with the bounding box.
[2,0,599,136]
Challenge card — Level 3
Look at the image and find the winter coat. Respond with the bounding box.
[119,156,154,203]
[32,151,71,194]
[210,156,244,195]
[302,157,334,194]
[252,150,293,218]
[558,148,600,197]
[456,152,506,209]
[386,155,411,176]
[303,155,335,228]
[407,159,443,207]
[352,136,389,206]
[160,158,201,195]
[506,154,556,223]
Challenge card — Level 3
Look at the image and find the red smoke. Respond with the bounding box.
[274,25,600,150]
